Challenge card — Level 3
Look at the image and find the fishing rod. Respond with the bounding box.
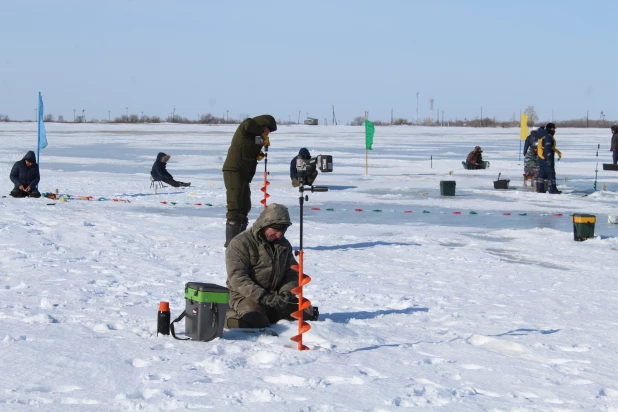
[594,143,600,191]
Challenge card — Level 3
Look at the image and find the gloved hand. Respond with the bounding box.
[261,132,270,147]
[257,151,265,161]
[556,150,562,160]
[278,290,297,304]
[260,293,286,310]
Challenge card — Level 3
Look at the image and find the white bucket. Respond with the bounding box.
[608,215,618,224]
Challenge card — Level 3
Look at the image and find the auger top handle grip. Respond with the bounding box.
[310,186,328,192]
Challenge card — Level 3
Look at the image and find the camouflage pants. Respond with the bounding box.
[225,298,297,329]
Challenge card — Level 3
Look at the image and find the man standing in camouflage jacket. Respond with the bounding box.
[225,203,312,329]
[222,114,277,247]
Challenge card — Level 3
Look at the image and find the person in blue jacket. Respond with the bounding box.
[9,151,41,198]
[150,152,190,188]
[290,148,317,187]
[537,123,562,194]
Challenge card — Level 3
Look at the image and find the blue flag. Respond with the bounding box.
[37,92,48,161]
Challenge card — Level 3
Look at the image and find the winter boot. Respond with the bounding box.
[224,220,243,247]
[305,305,319,321]
[548,180,562,194]
[536,180,547,193]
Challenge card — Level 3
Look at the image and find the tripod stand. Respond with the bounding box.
[290,184,328,351]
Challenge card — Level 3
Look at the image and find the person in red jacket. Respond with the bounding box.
[466,146,483,169]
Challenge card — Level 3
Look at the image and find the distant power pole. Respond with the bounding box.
[108,110,111,122]
[172,108,175,123]
[73,109,76,122]
[226,110,229,121]
[332,105,337,125]
[429,98,434,124]
[416,92,419,124]
[126,107,128,117]
[391,108,393,125]
[82,109,85,122]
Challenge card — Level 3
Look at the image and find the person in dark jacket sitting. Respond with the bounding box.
[150,152,190,188]
[466,146,484,169]
[290,148,317,187]
[10,151,41,198]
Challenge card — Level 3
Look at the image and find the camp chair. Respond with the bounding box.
[150,176,166,189]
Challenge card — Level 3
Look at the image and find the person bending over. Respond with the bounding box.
[222,115,276,247]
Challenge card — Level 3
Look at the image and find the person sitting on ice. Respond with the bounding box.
[465,146,484,169]
[289,148,318,187]
[9,150,41,198]
[150,152,190,188]
[225,203,318,329]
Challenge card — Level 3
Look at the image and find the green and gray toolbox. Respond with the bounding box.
[170,282,229,342]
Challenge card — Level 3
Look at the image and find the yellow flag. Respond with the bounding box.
[520,113,529,140]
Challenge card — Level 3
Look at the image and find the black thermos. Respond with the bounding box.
[157,301,170,336]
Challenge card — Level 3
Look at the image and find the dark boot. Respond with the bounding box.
[548,181,562,194]
[224,220,243,247]
[9,189,28,198]
[536,180,546,193]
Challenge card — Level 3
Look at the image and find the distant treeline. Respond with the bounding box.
[0,111,615,128]
[350,116,617,128]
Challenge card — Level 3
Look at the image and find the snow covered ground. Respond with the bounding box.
[1,122,618,411]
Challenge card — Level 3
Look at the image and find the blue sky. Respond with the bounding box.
[1,0,616,124]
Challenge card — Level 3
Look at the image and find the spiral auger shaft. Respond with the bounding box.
[260,148,270,208]
[290,250,311,350]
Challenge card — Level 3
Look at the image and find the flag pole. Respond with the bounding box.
[519,113,529,164]
[37,92,41,164]
[365,111,368,174]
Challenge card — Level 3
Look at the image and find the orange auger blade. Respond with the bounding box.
[260,171,270,208]
[290,251,311,350]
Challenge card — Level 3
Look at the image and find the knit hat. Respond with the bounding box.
[269,223,291,232]
[546,122,556,130]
